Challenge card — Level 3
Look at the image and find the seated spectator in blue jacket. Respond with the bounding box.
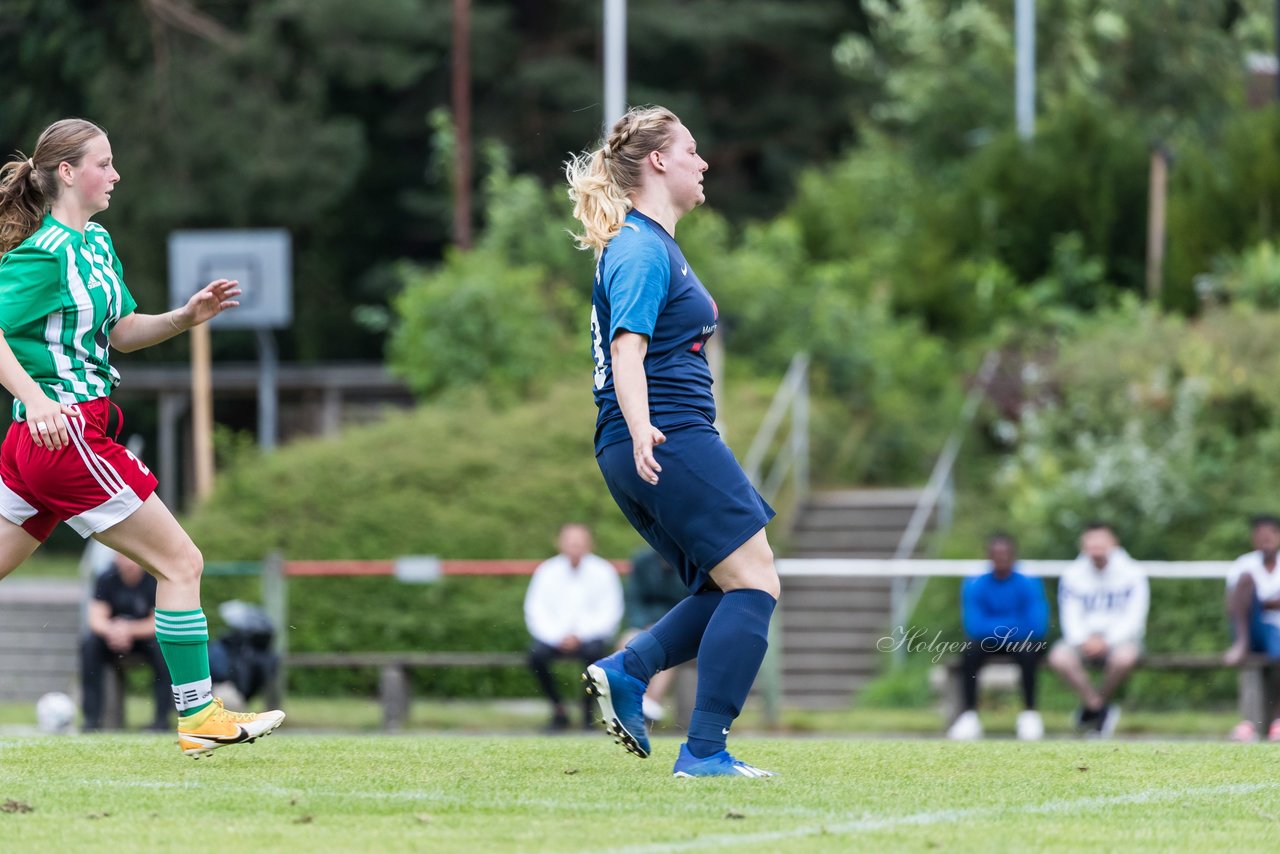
[948,533,1048,741]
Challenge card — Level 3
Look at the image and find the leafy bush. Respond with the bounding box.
[993,303,1280,558]
[184,381,641,561]
[1199,240,1280,310]
[1168,108,1280,311]
[388,250,574,402]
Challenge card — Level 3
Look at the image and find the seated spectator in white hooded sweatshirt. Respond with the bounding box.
[1047,522,1149,738]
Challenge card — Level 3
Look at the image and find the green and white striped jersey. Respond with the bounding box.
[0,213,137,420]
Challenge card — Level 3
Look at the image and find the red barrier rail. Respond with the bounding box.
[282,559,632,577]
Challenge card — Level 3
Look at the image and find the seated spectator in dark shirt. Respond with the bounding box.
[81,553,171,731]
[948,533,1048,742]
[616,547,689,723]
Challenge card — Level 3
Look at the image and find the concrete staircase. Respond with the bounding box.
[0,580,81,701]
[779,489,935,709]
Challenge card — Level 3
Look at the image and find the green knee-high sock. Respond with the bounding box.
[154,609,213,717]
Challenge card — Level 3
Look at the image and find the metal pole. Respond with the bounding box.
[603,0,627,131]
[158,391,183,509]
[452,0,473,249]
[262,552,287,708]
[190,322,215,501]
[792,355,809,502]
[256,328,278,451]
[1146,148,1168,304]
[1015,0,1035,140]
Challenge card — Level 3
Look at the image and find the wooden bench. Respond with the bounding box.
[941,652,1278,729]
[284,651,528,730]
[285,651,699,732]
[100,653,166,730]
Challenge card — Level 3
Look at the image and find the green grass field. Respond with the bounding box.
[1,734,1277,852]
[0,694,1249,738]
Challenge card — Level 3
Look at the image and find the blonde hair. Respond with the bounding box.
[565,106,681,257]
[0,118,107,256]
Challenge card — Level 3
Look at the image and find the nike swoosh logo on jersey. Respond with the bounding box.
[722,726,730,735]
[681,265,688,276]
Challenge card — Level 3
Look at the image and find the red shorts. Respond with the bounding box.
[0,397,157,542]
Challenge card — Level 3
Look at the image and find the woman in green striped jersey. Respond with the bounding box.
[0,118,284,756]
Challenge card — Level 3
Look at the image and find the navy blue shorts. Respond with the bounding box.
[596,424,775,593]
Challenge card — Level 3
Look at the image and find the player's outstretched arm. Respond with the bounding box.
[110,278,241,353]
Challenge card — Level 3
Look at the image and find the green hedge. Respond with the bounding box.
[202,573,543,698]
[183,381,643,561]
[186,375,784,698]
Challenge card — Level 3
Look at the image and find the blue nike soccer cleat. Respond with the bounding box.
[672,744,776,778]
[583,653,650,758]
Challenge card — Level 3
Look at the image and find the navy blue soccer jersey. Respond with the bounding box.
[591,210,719,453]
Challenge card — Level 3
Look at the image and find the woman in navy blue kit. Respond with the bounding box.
[566,106,779,778]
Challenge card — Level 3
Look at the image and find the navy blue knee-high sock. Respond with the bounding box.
[687,589,777,758]
[622,590,724,683]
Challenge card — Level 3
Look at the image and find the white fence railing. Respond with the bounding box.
[779,558,1238,580]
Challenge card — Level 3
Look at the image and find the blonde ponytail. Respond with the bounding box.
[565,105,680,257]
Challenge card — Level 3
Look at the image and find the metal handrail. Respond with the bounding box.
[888,350,1001,662]
[743,353,810,505]
[741,353,809,729]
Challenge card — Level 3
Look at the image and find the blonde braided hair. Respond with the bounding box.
[565,106,680,257]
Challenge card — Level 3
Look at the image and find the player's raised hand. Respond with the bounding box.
[632,424,666,485]
[180,279,242,327]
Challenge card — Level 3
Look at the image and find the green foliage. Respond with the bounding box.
[230,575,536,697]
[387,146,586,401]
[183,381,642,561]
[1203,240,1280,310]
[0,0,870,367]
[995,303,1280,559]
[1167,108,1280,311]
[842,0,1250,164]
[388,250,571,401]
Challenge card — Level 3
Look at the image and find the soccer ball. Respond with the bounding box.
[35,691,77,734]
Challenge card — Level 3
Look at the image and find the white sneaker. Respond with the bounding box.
[1016,710,1044,741]
[641,695,665,722]
[947,710,983,740]
[1099,704,1121,738]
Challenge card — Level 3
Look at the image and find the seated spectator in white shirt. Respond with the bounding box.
[524,523,624,730]
[1223,514,1280,742]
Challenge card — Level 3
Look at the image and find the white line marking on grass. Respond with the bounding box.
[74,779,827,818]
[603,782,1280,854]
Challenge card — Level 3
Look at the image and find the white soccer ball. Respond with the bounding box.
[35,691,77,734]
